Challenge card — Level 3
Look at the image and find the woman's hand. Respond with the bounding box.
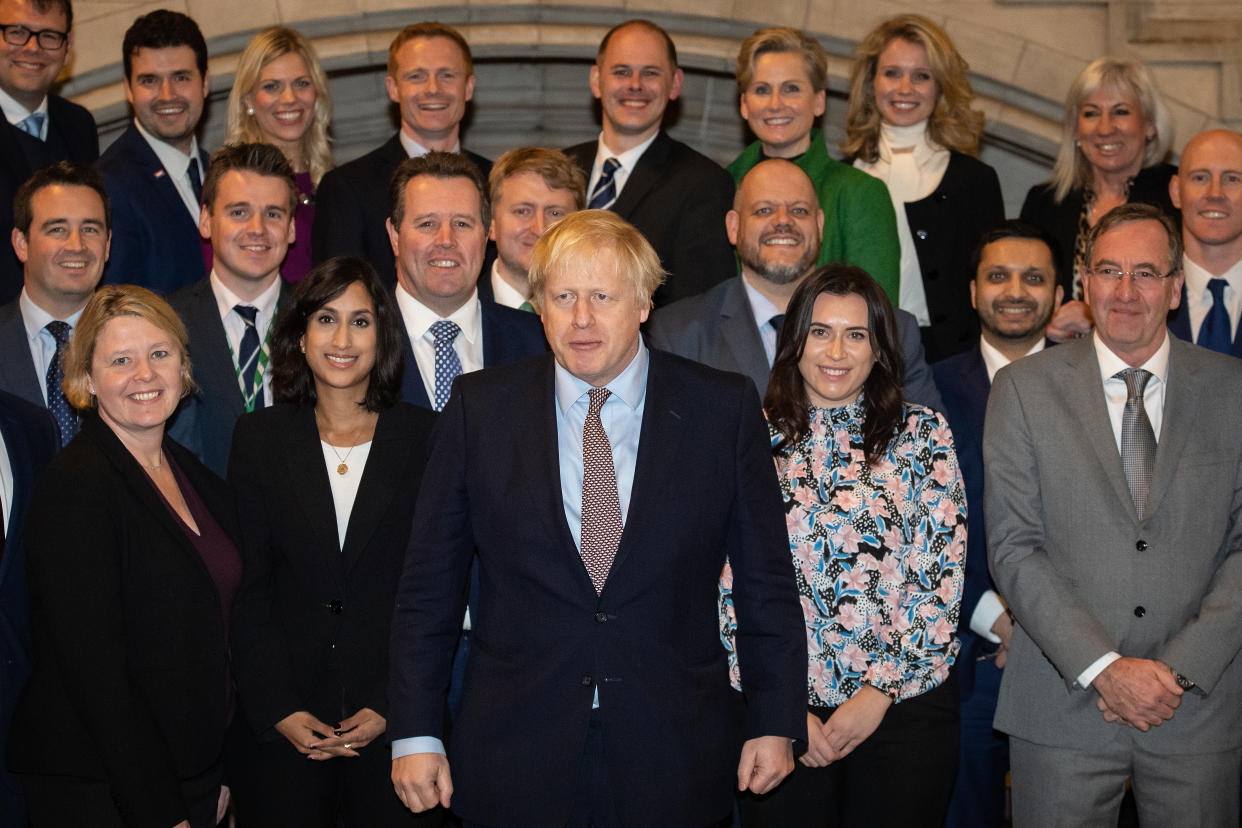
[215,785,230,825]
[274,710,339,757]
[821,685,892,761]
[1046,299,1093,342]
[799,711,837,767]
[306,707,388,760]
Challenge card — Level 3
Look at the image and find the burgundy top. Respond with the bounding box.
[281,171,316,283]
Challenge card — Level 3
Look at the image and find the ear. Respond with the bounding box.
[813,89,826,118]
[299,335,306,354]
[198,203,212,241]
[464,73,476,103]
[386,217,400,258]
[385,74,399,104]
[11,227,27,264]
[739,94,750,123]
[969,279,977,311]
[1169,172,1182,211]
[669,68,684,101]
[725,210,740,246]
[200,70,210,101]
[1053,283,1065,311]
[489,218,498,244]
[589,64,602,100]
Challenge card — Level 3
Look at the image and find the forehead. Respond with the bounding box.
[0,0,66,28]
[403,174,482,219]
[31,184,104,220]
[129,45,201,78]
[1080,82,1140,110]
[1181,132,1242,171]
[977,237,1055,274]
[1092,219,1170,265]
[810,291,869,324]
[497,171,574,205]
[319,280,374,311]
[215,169,290,204]
[394,36,469,74]
[96,314,173,348]
[544,243,625,286]
[259,51,309,79]
[878,37,930,67]
[739,163,817,209]
[600,26,673,71]
[750,51,812,83]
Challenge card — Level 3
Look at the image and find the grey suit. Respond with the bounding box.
[984,336,1242,821]
[0,301,42,409]
[646,276,943,410]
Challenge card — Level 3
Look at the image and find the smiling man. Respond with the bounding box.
[389,209,806,827]
[314,22,491,289]
[1167,129,1242,357]
[0,0,98,304]
[95,9,211,295]
[0,161,107,446]
[164,143,295,475]
[564,19,735,307]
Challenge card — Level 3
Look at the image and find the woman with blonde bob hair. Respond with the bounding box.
[227,26,334,281]
[843,14,1004,363]
[1020,56,1175,340]
[11,286,242,828]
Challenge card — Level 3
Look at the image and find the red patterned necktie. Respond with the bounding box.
[580,387,623,594]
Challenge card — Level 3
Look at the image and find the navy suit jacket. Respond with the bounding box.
[396,295,546,408]
[646,276,944,411]
[1167,282,1242,357]
[0,300,43,410]
[0,391,57,825]
[0,94,98,304]
[389,350,806,827]
[565,132,735,308]
[313,134,492,289]
[166,277,292,476]
[96,124,209,295]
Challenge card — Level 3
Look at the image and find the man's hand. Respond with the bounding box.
[392,753,452,813]
[800,712,836,768]
[737,735,794,795]
[1046,299,1093,342]
[990,608,1014,669]
[1092,657,1182,730]
[821,685,892,761]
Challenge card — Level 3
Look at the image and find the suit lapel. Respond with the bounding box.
[611,132,669,220]
[283,407,344,579]
[0,303,45,408]
[1144,339,1196,520]
[340,407,407,573]
[186,283,245,417]
[397,319,432,408]
[718,280,772,395]
[124,126,199,235]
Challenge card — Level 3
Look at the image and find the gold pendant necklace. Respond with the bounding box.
[326,442,356,476]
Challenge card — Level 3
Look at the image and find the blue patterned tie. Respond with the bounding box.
[1196,278,1232,354]
[235,305,264,411]
[588,158,620,210]
[18,111,44,139]
[44,321,77,445]
[430,320,463,411]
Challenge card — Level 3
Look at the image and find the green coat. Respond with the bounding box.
[728,129,900,304]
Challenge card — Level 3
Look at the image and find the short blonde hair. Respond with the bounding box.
[63,286,195,410]
[227,27,334,186]
[841,14,985,162]
[526,210,666,313]
[489,147,587,212]
[1050,56,1172,203]
[735,27,828,96]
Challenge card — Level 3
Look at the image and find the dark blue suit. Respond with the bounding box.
[389,350,806,827]
[934,343,1006,828]
[0,300,44,411]
[1167,282,1242,357]
[0,391,59,826]
[0,95,98,304]
[95,124,208,295]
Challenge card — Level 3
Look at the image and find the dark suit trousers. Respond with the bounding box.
[945,658,1007,828]
[737,673,959,828]
[23,764,222,828]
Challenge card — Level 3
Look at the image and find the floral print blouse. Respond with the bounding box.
[721,400,967,707]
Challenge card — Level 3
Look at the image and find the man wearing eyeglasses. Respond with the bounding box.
[0,0,97,305]
[984,202,1242,826]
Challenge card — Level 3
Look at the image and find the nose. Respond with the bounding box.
[133,355,155,380]
[434,221,455,247]
[158,76,176,99]
[532,212,548,236]
[1098,111,1114,133]
[571,297,592,328]
[64,227,85,251]
[897,74,912,94]
[1115,271,1139,300]
[426,74,440,95]
[1207,176,1223,199]
[331,321,350,348]
[825,333,846,359]
[246,211,265,234]
[279,84,296,103]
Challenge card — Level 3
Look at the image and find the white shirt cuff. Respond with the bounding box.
[1077,651,1121,689]
[392,736,446,759]
[969,590,1006,642]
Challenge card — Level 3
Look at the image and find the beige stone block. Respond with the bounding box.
[1013,46,1084,107]
[994,101,1062,147]
[70,2,172,74]
[731,0,811,30]
[629,0,732,19]
[822,1,936,43]
[944,3,1106,60]
[467,24,542,47]
[1163,98,1211,155]
[187,0,279,38]
[1150,65,1218,124]
[278,0,364,23]
[942,19,1025,86]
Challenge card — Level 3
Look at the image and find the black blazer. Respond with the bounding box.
[905,152,1005,362]
[0,94,98,304]
[565,132,735,307]
[1020,162,1179,297]
[8,415,237,828]
[389,350,806,827]
[312,134,492,289]
[228,403,436,737]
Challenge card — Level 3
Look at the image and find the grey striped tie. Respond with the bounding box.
[1116,368,1156,519]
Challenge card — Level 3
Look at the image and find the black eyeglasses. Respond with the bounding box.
[0,23,68,51]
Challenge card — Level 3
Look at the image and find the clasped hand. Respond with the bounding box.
[1094,658,1182,731]
[801,685,892,767]
[275,708,387,760]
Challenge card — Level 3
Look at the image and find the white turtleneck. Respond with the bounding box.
[853,121,950,327]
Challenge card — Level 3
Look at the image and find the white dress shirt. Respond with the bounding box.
[322,439,373,549]
[0,86,48,139]
[740,275,784,367]
[18,290,84,404]
[395,285,484,403]
[1181,254,1242,342]
[0,429,11,537]
[398,130,460,159]
[490,260,530,310]
[587,131,659,209]
[133,119,203,223]
[210,272,281,407]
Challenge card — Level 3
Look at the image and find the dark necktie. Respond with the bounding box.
[769,314,785,336]
[1197,278,1231,353]
[187,157,203,204]
[588,158,620,210]
[430,320,463,412]
[234,305,264,411]
[44,321,77,445]
[18,111,44,139]
[580,388,623,594]
[1116,368,1156,520]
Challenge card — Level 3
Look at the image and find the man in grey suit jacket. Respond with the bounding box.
[647,158,942,410]
[985,203,1242,826]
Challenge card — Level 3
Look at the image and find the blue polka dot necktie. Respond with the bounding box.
[430,320,463,412]
[44,321,78,446]
[580,387,622,594]
[18,111,44,140]
[1197,278,1232,354]
[588,158,620,210]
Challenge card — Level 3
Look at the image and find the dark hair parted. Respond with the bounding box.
[122,9,208,81]
[1083,202,1182,274]
[269,257,404,412]
[387,151,490,228]
[969,219,1063,285]
[13,161,111,235]
[201,142,297,214]
[765,265,904,463]
[30,0,72,31]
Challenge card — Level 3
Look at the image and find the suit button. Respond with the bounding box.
[1135,540,1148,551]
[327,599,343,615]
[595,612,608,623]
[1134,606,1146,618]
[581,675,593,686]
[916,229,928,240]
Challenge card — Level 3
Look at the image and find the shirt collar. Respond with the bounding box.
[1182,253,1242,297]
[134,117,200,177]
[395,282,481,344]
[978,334,1047,383]
[0,85,47,127]
[740,274,783,329]
[554,339,649,415]
[398,129,460,159]
[210,270,282,321]
[595,130,659,176]
[19,287,84,341]
[1093,329,1170,387]
[490,260,530,308]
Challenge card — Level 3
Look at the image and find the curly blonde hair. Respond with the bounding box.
[840,14,984,163]
[227,27,334,186]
